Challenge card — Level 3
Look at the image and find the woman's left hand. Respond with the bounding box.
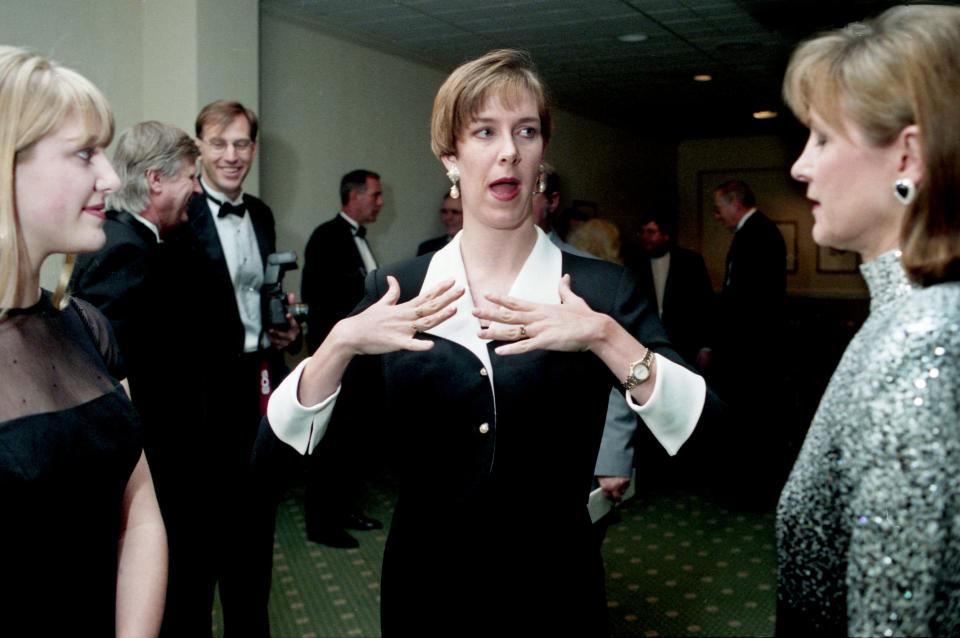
[475,274,610,355]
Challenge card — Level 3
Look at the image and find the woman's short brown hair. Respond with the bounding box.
[783,4,960,285]
[430,49,551,159]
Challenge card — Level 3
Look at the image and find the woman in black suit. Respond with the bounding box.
[267,49,707,636]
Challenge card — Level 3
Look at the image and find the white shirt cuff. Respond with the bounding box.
[625,353,706,456]
[266,358,340,454]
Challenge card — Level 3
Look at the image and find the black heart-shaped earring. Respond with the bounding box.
[893,178,916,205]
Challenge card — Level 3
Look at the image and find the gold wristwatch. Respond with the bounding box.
[623,347,654,390]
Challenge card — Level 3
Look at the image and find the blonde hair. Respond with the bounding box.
[0,46,114,309]
[783,4,960,285]
[568,218,622,265]
[430,49,551,159]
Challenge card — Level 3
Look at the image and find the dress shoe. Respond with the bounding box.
[343,511,383,531]
[307,527,359,549]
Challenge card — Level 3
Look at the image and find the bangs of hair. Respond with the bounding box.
[455,71,548,137]
[13,60,114,158]
[431,49,551,158]
[59,66,114,148]
[783,35,847,134]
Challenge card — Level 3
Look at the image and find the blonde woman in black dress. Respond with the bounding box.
[0,47,166,637]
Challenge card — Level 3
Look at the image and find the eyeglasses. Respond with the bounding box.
[202,138,254,154]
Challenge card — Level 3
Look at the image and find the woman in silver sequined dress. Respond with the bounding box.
[776,5,960,636]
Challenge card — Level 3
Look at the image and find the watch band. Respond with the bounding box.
[623,347,654,390]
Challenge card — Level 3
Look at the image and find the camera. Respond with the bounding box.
[261,251,308,331]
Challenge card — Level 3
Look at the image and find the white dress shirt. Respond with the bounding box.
[650,252,670,317]
[202,177,264,353]
[129,212,161,243]
[338,211,377,274]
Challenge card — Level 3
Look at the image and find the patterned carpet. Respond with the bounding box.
[212,481,776,638]
[604,492,776,637]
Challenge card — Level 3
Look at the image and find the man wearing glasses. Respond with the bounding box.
[177,100,299,637]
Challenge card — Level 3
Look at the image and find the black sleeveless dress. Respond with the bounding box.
[0,292,142,635]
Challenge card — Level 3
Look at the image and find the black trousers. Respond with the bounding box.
[155,351,278,638]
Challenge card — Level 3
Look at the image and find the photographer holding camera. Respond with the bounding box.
[177,100,300,638]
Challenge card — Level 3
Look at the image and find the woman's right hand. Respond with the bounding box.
[298,276,462,407]
[334,275,462,356]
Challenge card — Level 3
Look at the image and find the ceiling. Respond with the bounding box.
[261,0,920,140]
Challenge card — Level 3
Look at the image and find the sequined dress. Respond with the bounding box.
[776,250,960,637]
[0,292,142,635]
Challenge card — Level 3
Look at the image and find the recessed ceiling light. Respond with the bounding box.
[617,33,648,43]
[693,74,712,82]
[753,110,779,120]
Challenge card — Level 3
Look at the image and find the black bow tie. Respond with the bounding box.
[204,191,246,218]
[217,201,247,218]
[355,225,367,239]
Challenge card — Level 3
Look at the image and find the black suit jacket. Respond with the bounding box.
[301,214,368,353]
[415,234,449,256]
[717,211,786,390]
[721,211,786,330]
[634,246,715,364]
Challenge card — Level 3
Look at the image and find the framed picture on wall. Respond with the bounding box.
[776,221,798,274]
[817,245,859,273]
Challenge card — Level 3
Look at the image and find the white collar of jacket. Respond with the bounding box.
[418,225,562,383]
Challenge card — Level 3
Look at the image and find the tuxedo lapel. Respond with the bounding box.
[189,197,226,266]
[333,214,367,275]
[113,210,159,247]
[245,195,272,266]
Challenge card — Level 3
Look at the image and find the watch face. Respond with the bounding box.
[632,361,650,382]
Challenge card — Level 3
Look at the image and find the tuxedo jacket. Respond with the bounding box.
[71,210,160,357]
[301,214,368,352]
[185,192,278,362]
[415,234,449,256]
[634,246,715,364]
[70,210,204,403]
[70,209,209,475]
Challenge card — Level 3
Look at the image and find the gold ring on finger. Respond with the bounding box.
[519,325,527,338]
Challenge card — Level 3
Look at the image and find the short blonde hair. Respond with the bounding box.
[0,46,114,307]
[783,5,960,285]
[568,218,622,265]
[430,49,551,158]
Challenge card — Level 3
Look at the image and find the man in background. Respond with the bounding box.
[184,100,300,636]
[417,192,462,255]
[300,169,385,548]
[711,179,787,507]
[631,211,714,368]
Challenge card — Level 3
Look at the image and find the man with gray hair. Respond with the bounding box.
[70,120,204,635]
[71,120,200,351]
